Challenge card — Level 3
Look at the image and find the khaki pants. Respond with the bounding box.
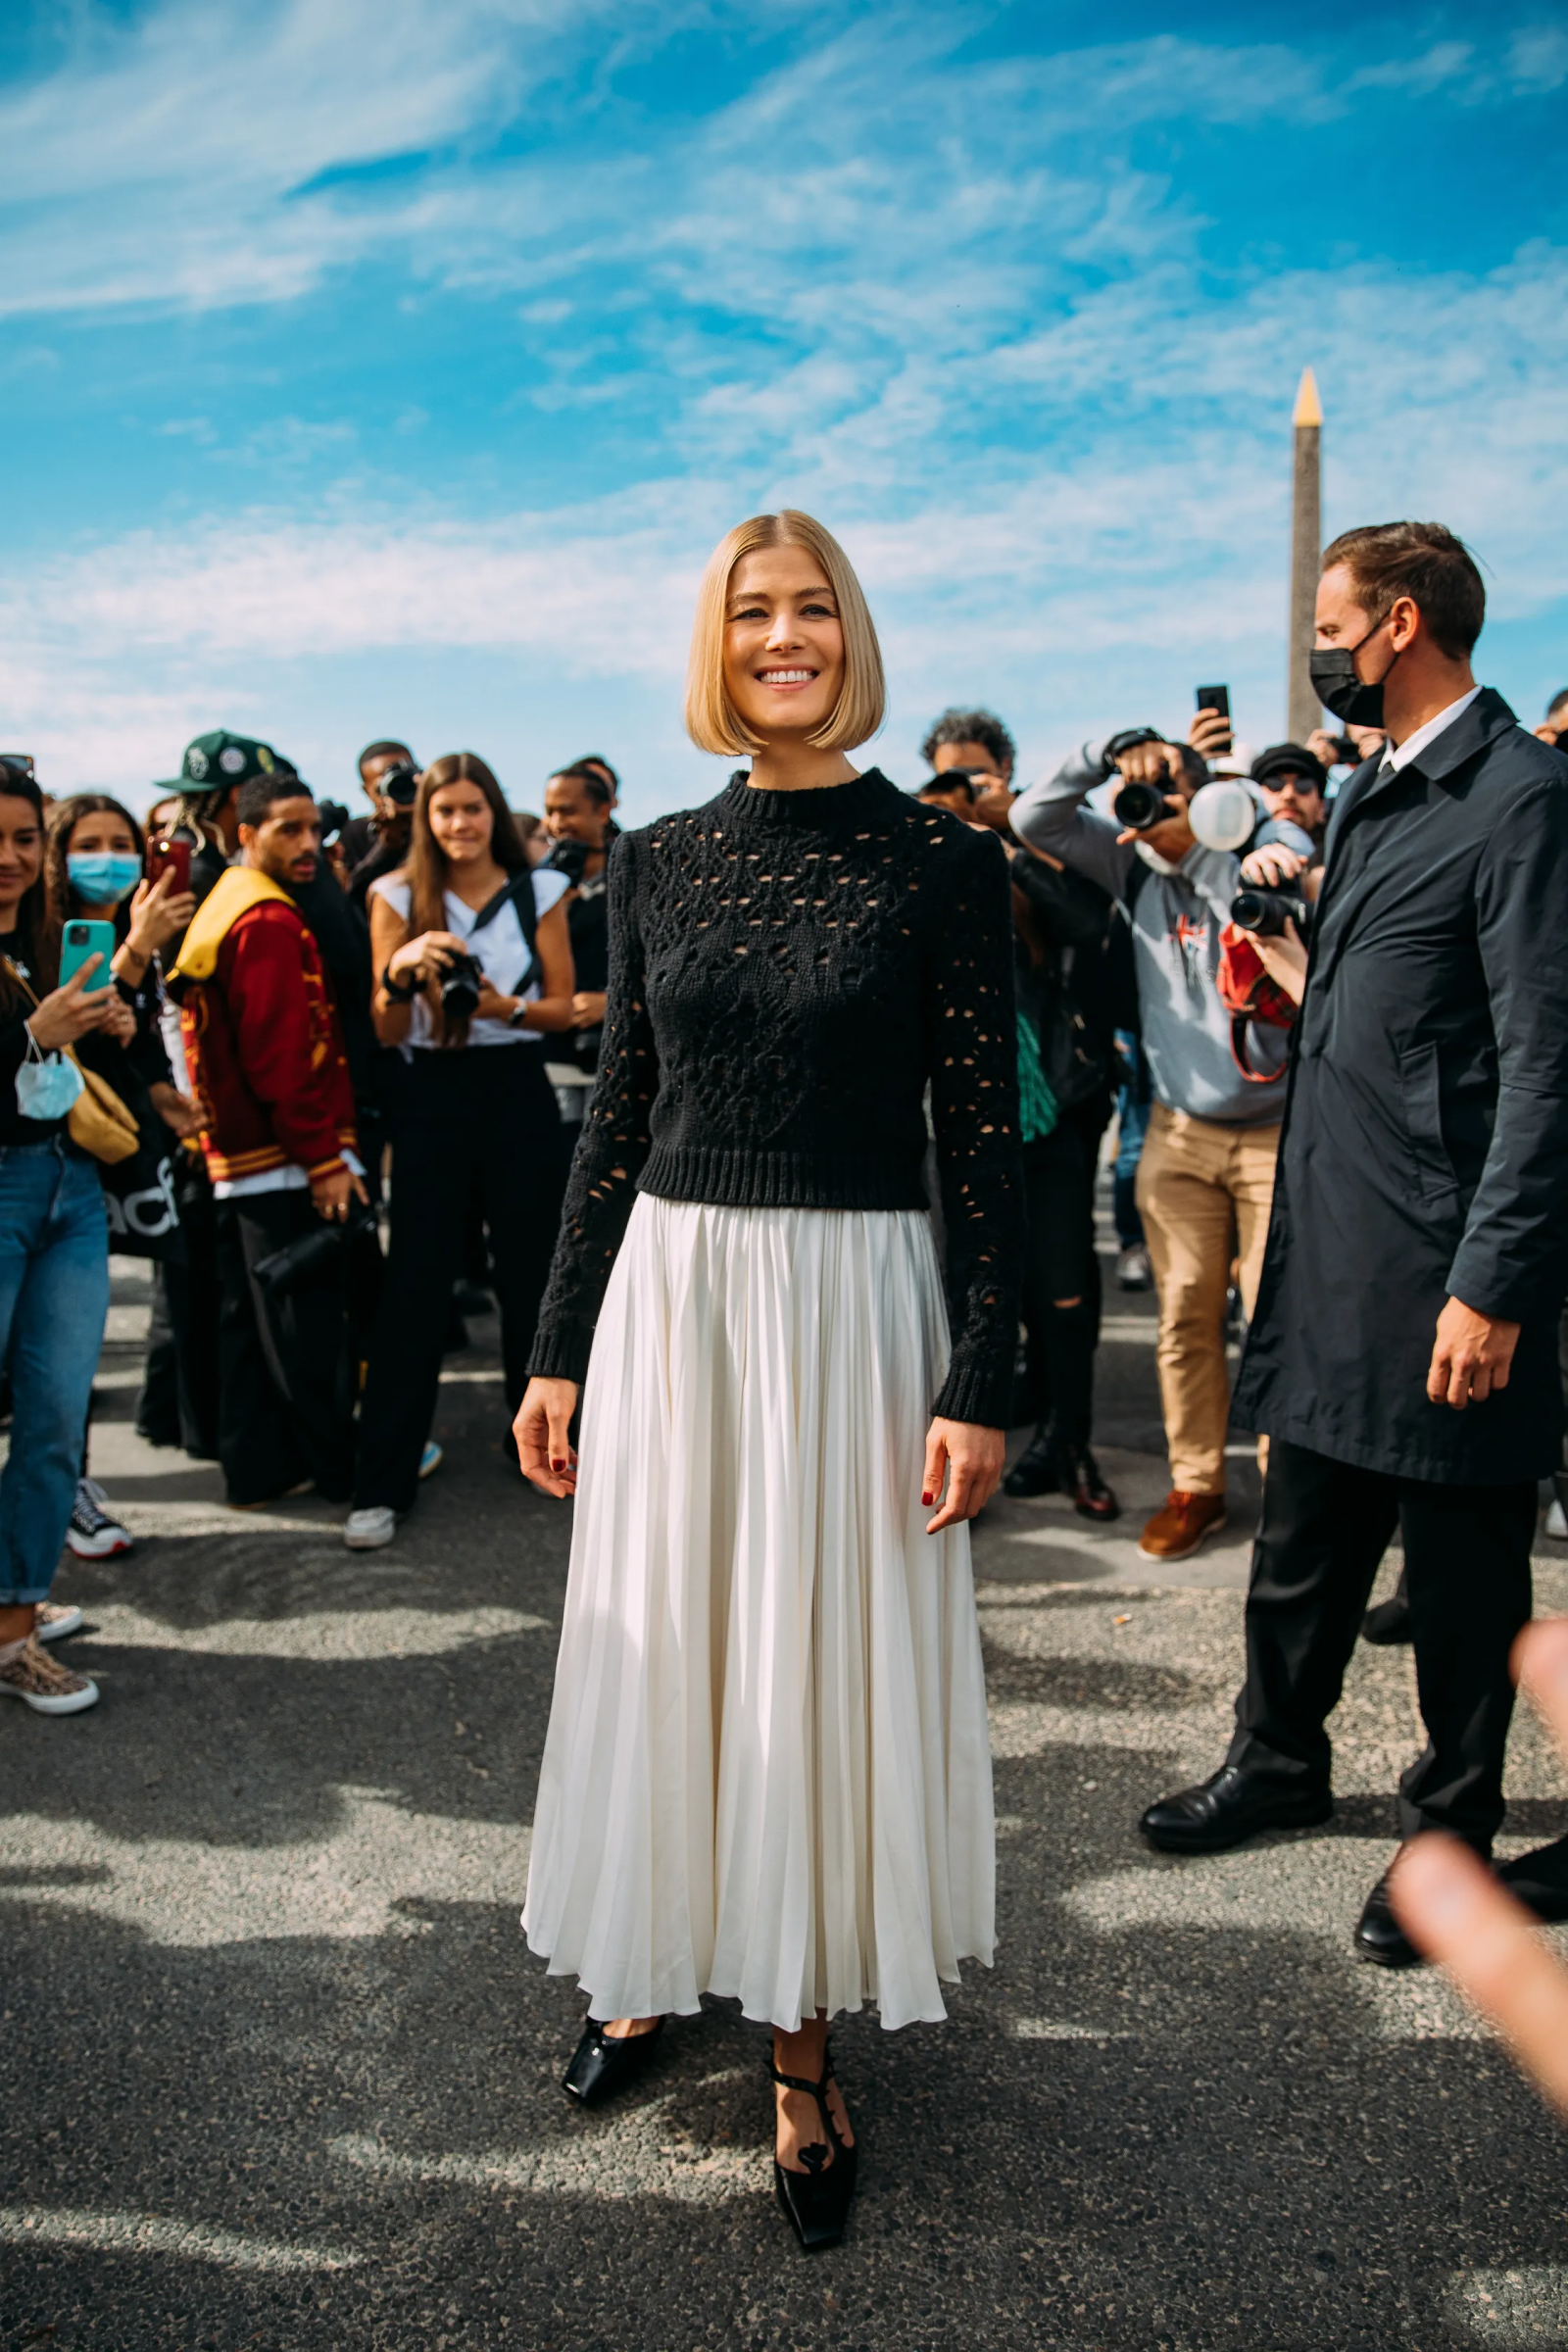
[1135,1104,1282,1495]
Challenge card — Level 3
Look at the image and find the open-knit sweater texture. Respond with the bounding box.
[527,767,1024,1426]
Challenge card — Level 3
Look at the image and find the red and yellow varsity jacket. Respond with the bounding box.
[171,868,357,1188]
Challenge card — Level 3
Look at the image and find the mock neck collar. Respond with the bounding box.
[718,767,898,830]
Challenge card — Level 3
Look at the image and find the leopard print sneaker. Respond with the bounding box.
[0,1634,99,1714]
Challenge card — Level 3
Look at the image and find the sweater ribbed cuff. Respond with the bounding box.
[525,1323,593,1387]
[931,1353,1014,1432]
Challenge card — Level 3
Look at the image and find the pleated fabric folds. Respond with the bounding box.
[522,1196,996,2034]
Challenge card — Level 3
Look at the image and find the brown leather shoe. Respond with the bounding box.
[1138,1490,1227,1561]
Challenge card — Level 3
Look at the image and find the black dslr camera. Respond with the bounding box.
[1112,776,1177,831]
[378,762,421,808]
[440,952,485,1020]
[544,835,593,887]
[1229,884,1313,939]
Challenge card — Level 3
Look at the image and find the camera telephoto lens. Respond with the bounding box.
[440,954,483,1020]
[1230,886,1312,939]
[1112,779,1171,831]
[382,763,420,808]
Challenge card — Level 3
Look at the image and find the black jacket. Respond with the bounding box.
[1233,689,1568,1484]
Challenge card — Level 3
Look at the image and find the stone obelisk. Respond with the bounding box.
[1288,367,1322,742]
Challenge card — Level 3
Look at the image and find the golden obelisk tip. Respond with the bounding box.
[1293,366,1322,428]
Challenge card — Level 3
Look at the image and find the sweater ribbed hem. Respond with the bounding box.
[637,1145,929,1214]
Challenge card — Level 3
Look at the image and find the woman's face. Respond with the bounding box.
[428,780,495,866]
[0,795,43,921]
[722,545,846,745]
[68,810,139,858]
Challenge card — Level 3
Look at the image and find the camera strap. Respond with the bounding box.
[468,872,541,999]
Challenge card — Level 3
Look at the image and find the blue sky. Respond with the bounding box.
[1,1,1565,822]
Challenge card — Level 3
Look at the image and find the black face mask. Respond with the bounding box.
[1309,616,1395,727]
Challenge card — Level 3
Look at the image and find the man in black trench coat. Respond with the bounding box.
[1140,520,1568,1964]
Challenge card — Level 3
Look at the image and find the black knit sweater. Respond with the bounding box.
[528,768,1024,1426]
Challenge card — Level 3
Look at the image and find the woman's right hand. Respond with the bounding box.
[125,870,198,956]
[26,960,117,1052]
[386,929,467,986]
[514,1377,581,1498]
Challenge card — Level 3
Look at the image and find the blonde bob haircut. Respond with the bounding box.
[684,510,886,757]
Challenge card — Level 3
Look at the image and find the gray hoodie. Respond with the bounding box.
[1010,742,1311,1128]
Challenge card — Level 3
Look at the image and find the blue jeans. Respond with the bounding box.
[1112,1032,1152,1249]
[0,1142,109,1605]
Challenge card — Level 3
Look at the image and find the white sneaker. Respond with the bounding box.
[418,1441,444,1481]
[1546,1498,1568,1541]
[34,1601,84,1643]
[343,1506,397,1551]
[67,1478,132,1559]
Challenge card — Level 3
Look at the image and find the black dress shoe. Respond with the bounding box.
[563,2018,663,2106]
[1354,1870,1423,1968]
[1139,1764,1333,1854]
[1004,1426,1060,1498]
[1057,1442,1119,1522]
[1361,1571,1412,1646]
[1499,1833,1568,1923]
[769,2048,857,2252]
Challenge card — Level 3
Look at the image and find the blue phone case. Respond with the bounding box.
[59,920,117,993]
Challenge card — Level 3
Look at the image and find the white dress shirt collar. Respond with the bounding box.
[1380,685,1482,774]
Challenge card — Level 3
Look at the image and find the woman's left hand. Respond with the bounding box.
[921,1419,1005,1532]
[1249,916,1309,1005]
[472,980,519,1025]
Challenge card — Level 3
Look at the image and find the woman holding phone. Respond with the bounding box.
[0,764,127,1713]
[514,512,1022,2249]
[44,796,201,1558]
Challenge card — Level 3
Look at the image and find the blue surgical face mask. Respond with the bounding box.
[68,852,142,906]
[16,1052,84,1122]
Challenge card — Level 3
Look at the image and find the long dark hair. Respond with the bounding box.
[404,752,527,1047]
[0,764,60,1004]
[47,793,146,942]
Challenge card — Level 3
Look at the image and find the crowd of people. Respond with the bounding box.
[4,504,1568,2242]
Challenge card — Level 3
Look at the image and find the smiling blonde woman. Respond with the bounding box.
[514,510,1023,2250]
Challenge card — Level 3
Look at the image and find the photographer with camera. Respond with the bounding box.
[168,772,363,1509]
[541,759,619,1129]
[340,740,421,908]
[1010,728,1312,1562]
[922,707,1018,835]
[345,753,575,1548]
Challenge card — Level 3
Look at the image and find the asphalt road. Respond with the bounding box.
[5,1246,1568,2351]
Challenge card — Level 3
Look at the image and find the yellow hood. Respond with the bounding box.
[169,866,295,987]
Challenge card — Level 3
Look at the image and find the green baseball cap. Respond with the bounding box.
[178,731,281,790]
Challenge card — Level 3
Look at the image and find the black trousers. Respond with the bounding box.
[136,1157,222,1459]
[1018,1093,1108,1444]
[1227,1436,1535,1849]
[214,1191,358,1506]
[355,1047,565,1513]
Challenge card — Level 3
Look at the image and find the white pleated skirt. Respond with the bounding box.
[521,1196,996,2034]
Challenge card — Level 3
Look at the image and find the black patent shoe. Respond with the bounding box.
[1354,1869,1423,1969]
[769,2048,858,2252]
[1498,1834,1568,1923]
[1004,1426,1061,1498]
[1140,1763,1333,1854]
[1058,1442,1119,1522]
[563,2017,663,2106]
[1361,1570,1412,1646]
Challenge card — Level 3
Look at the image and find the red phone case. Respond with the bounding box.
[148,837,191,892]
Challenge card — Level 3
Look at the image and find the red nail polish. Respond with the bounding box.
[552,1459,565,1472]
[921,1492,934,1506]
